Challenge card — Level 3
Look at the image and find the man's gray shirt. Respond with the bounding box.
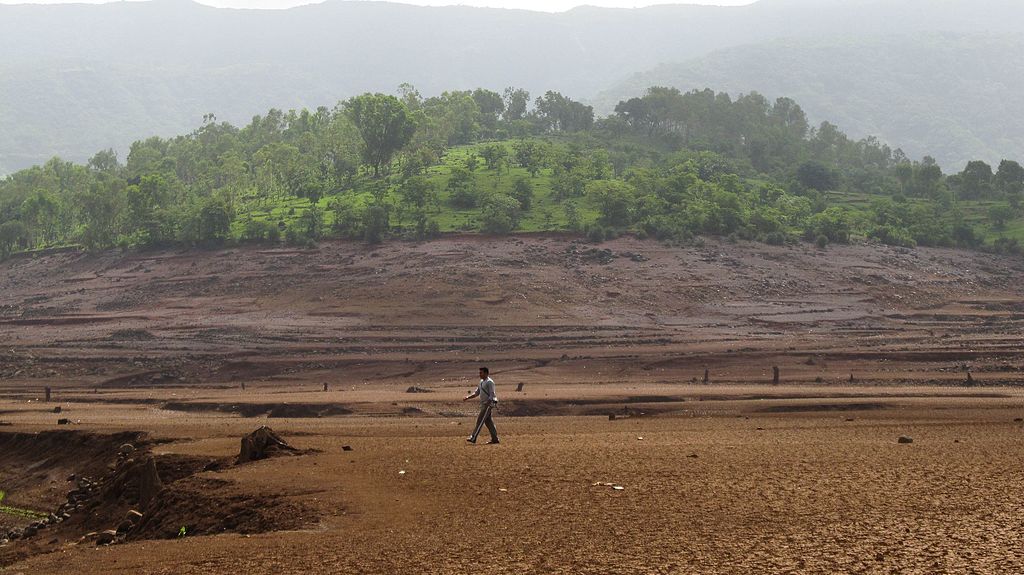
[477,377,497,406]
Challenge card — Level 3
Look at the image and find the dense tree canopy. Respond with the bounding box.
[0,84,1022,260]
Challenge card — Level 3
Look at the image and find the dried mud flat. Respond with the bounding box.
[1,236,1023,574]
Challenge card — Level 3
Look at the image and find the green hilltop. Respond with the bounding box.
[2,86,1023,259]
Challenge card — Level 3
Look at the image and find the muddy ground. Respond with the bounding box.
[1,236,1022,573]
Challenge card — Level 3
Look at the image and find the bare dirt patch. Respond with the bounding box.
[1,237,1023,573]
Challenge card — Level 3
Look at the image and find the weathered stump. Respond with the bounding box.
[138,457,164,508]
[237,426,298,464]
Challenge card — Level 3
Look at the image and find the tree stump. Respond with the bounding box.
[44,387,52,402]
[703,368,710,385]
[516,382,524,392]
[772,366,780,386]
[138,457,164,508]
[237,426,298,464]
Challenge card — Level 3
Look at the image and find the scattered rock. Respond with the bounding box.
[118,443,136,456]
[405,386,432,393]
[341,445,353,452]
[898,436,914,444]
[52,406,62,414]
[57,418,70,425]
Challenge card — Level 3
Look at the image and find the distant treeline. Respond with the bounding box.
[1,85,1022,260]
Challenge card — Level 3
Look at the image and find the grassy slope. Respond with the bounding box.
[827,191,1024,243]
[233,143,1024,244]
[234,142,602,236]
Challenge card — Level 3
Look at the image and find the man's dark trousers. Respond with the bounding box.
[472,403,498,442]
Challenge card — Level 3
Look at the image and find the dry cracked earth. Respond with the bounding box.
[1,236,1023,574]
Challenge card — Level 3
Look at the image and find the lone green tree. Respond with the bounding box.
[344,94,416,178]
[959,160,994,199]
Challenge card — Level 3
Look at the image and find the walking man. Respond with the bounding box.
[464,366,499,444]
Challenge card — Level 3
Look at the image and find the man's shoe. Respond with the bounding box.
[466,437,476,444]
[486,439,500,445]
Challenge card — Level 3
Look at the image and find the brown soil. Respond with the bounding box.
[1,236,1023,573]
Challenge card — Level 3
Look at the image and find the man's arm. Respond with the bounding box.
[463,385,480,401]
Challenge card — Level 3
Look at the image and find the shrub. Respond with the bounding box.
[479,194,521,234]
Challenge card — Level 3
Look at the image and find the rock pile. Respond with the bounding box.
[3,475,98,543]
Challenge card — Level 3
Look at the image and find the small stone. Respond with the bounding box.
[57,418,70,425]
[898,436,914,444]
[341,445,353,452]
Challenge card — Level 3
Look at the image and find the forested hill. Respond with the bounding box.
[597,33,1024,169]
[4,0,1024,175]
[3,85,1024,262]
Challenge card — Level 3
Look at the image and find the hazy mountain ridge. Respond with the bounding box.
[597,33,1024,169]
[4,0,1024,174]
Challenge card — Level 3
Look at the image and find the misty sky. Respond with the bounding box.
[0,0,757,10]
